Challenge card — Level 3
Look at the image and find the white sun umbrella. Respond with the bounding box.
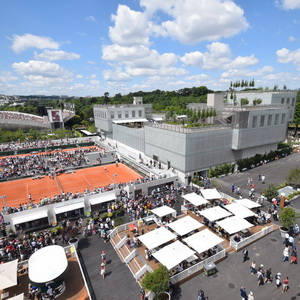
[0,259,18,290]
[138,227,177,250]
[200,206,232,222]
[200,188,222,200]
[182,193,208,206]
[224,203,257,218]
[168,216,204,236]
[235,198,261,209]
[152,240,196,270]
[216,216,254,235]
[183,229,224,254]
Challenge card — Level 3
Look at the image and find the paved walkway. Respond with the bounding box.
[175,230,300,300]
[78,234,140,300]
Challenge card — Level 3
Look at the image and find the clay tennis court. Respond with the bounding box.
[0,163,141,208]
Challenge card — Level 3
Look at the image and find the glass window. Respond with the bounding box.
[110,113,114,119]
[125,111,129,118]
[260,116,265,127]
[267,115,272,126]
[132,110,136,117]
[281,98,285,104]
[252,116,257,128]
[292,98,295,106]
[287,98,290,105]
[139,110,142,117]
[274,114,279,125]
[118,111,122,118]
[281,114,286,124]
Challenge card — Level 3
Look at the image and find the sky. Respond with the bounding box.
[0,0,300,97]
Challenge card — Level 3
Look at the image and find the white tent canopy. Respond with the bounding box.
[138,227,177,250]
[235,199,261,209]
[168,216,204,236]
[89,193,116,206]
[152,240,196,270]
[200,188,222,200]
[224,203,257,218]
[0,259,18,290]
[29,245,68,283]
[151,206,176,218]
[12,210,48,225]
[216,216,254,235]
[183,229,224,254]
[200,206,232,222]
[182,193,208,206]
[54,201,85,215]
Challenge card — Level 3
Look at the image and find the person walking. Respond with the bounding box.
[283,246,289,262]
[243,248,249,263]
[282,277,289,292]
[257,269,264,286]
[248,291,254,300]
[101,250,106,264]
[100,262,106,279]
[240,286,247,300]
[264,268,273,283]
[275,273,281,288]
[250,261,256,275]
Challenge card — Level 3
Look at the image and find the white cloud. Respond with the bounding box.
[76,75,83,79]
[103,67,132,81]
[276,47,300,69]
[90,79,100,85]
[145,0,249,44]
[276,0,300,10]
[0,71,18,83]
[289,35,296,41]
[34,50,80,61]
[181,42,258,69]
[86,16,97,22]
[11,34,59,53]
[102,43,181,77]
[12,60,73,86]
[221,66,274,79]
[109,5,150,46]
[102,44,151,61]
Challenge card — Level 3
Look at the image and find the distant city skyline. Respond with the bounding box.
[1,0,300,96]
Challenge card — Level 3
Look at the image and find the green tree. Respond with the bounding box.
[240,98,249,106]
[286,167,300,188]
[141,264,169,297]
[279,207,300,229]
[262,184,279,201]
[253,98,262,106]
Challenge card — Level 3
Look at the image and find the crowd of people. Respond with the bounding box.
[0,146,100,180]
[0,111,46,124]
[0,138,93,152]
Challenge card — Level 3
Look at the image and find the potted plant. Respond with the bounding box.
[64,224,80,249]
[278,207,300,237]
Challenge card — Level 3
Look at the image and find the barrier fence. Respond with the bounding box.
[170,248,226,284]
[230,225,274,251]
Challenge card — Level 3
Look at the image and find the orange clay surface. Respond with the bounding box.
[0,163,141,208]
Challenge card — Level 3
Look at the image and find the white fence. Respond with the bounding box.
[170,248,226,284]
[134,264,149,280]
[230,225,274,251]
[124,248,138,264]
[116,235,127,250]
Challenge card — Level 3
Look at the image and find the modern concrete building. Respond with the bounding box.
[93,97,152,136]
[94,91,296,183]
